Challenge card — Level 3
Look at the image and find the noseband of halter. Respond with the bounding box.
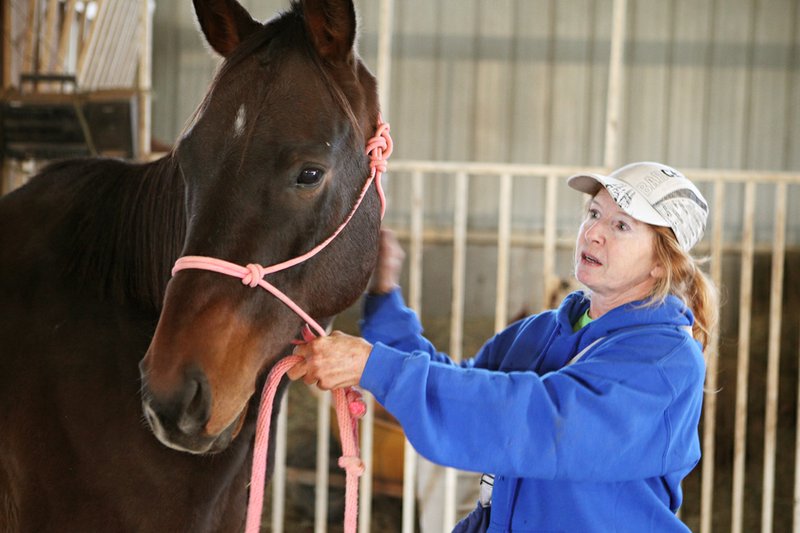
[168,118,392,533]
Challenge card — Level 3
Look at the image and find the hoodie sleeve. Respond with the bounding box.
[359,327,705,482]
[359,289,438,356]
[359,289,516,369]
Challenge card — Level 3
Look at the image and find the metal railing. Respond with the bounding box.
[272,159,800,533]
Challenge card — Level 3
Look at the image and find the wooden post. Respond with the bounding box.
[495,173,512,332]
[402,169,425,533]
[1,0,10,193]
[40,0,60,74]
[137,0,152,159]
[56,0,79,76]
[795,320,800,532]
[761,182,787,532]
[542,174,558,311]
[603,0,628,169]
[313,391,331,533]
[700,179,725,533]
[2,0,12,88]
[22,0,38,77]
[443,171,469,531]
[731,181,756,533]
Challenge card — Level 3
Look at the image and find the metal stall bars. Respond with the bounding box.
[305,161,798,532]
[267,160,800,533]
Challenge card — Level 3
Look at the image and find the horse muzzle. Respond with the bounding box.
[139,363,246,455]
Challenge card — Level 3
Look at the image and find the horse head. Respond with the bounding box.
[139,0,384,454]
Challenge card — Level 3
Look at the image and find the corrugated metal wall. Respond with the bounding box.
[154,0,800,170]
[152,0,800,249]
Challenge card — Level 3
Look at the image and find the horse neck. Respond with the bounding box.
[67,155,186,313]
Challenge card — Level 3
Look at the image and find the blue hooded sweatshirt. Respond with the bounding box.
[358,289,705,532]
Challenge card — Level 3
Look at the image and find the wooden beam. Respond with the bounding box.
[1,0,10,88]
[56,0,79,75]
[137,0,152,158]
[40,0,60,74]
[22,0,38,75]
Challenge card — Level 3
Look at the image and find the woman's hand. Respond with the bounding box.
[367,228,405,294]
[287,331,373,390]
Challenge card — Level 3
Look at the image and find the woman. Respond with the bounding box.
[289,161,717,532]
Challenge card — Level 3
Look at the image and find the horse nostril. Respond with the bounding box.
[177,369,211,434]
[186,379,204,418]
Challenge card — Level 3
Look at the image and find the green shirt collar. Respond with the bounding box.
[573,309,593,332]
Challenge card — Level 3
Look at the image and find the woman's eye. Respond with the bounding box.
[587,209,599,219]
[296,168,324,187]
[616,221,630,231]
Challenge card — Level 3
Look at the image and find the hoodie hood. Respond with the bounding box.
[557,290,694,339]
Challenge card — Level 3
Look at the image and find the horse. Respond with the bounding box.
[0,0,386,530]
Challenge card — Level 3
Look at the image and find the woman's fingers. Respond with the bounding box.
[368,228,406,294]
[286,356,307,381]
[286,332,372,390]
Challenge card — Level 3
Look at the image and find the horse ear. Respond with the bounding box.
[192,0,261,57]
[301,0,357,64]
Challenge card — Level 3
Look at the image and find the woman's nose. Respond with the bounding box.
[583,220,605,243]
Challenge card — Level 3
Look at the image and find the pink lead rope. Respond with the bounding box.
[171,118,392,533]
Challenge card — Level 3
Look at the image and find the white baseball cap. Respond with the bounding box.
[567,161,708,252]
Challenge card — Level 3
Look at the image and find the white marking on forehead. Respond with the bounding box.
[233,104,246,137]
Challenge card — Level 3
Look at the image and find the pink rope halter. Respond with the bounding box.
[170,118,392,533]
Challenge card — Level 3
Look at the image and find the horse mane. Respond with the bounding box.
[61,155,185,313]
[58,16,285,314]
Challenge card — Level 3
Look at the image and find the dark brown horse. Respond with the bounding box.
[0,0,384,530]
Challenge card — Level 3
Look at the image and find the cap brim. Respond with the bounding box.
[567,173,607,196]
[567,172,671,228]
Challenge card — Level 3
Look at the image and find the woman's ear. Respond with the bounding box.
[650,263,666,279]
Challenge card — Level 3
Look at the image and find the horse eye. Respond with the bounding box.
[296,168,324,187]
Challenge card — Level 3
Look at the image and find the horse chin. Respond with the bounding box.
[145,404,249,456]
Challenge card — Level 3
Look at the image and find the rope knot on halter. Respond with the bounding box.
[366,121,392,173]
[338,455,366,477]
[346,388,367,418]
[366,119,392,218]
[242,263,265,287]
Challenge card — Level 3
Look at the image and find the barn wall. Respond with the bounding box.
[151,0,800,263]
[153,0,800,171]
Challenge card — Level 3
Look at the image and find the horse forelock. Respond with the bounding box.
[178,21,277,143]
[180,2,377,162]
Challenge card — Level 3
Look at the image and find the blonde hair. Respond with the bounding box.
[649,225,718,352]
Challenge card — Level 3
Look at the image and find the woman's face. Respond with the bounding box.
[574,188,662,308]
